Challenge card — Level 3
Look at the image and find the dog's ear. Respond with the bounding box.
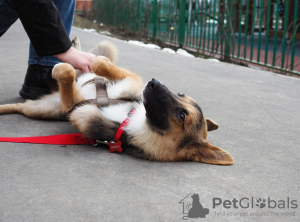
[191,141,234,165]
[206,118,219,131]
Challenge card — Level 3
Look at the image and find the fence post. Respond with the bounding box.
[152,0,158,39]
[224,0,234,62]
[137,0,141,32]
[178,0,186,47]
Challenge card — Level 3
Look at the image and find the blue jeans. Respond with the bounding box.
[0,0,75,67]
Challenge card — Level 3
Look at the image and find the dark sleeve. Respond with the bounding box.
[12,0,72,57]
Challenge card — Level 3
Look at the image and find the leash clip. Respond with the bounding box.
[93,139,123,153]
[93,140,108,147]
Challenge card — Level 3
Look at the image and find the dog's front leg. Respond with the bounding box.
[52,63,83,112]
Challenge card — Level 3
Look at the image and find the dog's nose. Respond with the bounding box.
[150,78,159,89]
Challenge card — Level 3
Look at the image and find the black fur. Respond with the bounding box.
[143,78,178,131]
[72,105,120,141]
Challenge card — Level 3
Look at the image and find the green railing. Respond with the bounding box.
[94,0,300,75]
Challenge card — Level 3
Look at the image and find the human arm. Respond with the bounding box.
[12,0,96,72]
[12,0,71,56]
[56,47,96,73]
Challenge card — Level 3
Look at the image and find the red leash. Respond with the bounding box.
[0,109,136,153]
[108,109,136,153]
[0,133,95,145]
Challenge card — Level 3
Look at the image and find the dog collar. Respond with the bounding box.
[108,109,136,153]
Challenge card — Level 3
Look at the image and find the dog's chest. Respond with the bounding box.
[76,73,97,100]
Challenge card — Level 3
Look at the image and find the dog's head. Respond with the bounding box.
[142,78,233,165]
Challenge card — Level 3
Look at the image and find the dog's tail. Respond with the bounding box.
[90,41,118,63]
[0,103,22,115]
[71,37,118,63]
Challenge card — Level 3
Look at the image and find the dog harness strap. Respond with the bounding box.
[0,133,95,145]
[95,77,109,107]
[71,77,134,113]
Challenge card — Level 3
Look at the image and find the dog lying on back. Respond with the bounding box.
[0,40,233,165]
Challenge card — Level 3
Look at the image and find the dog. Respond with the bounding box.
[0,39,233,165]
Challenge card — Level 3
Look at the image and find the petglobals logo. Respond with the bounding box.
[179,194,298,220]
[212,197,298,209]
[179,193,209,220]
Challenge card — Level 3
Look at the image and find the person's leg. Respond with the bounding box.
[0,0,19,37]
[20,0,76,99]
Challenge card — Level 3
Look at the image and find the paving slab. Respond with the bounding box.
[0,20,299,222]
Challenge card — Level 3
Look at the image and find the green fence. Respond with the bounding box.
[94,0,300,75]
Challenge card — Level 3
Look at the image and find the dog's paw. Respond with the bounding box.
[96,55,111,63]
[92,56,112,77]
[52,63,75,83]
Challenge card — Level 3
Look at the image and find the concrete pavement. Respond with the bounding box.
[0,20,299,222]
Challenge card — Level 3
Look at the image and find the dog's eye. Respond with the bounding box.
[179,111,185,122]
[178,93,185,97]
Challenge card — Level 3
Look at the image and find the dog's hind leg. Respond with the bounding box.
[92,56,142,82]
[0,93,64,120]
[52,63,83,112]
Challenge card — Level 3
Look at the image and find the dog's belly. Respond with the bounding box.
[76,73,97,100]
[81,84,96,100]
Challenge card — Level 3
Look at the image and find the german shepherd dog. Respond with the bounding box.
[0,40,233,165]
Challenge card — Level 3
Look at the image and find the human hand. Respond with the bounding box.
[56,47,96,73]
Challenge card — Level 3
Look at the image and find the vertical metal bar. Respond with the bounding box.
[188,0,191,46]
[281,0,289,69]
[250,0,256,61]
[192,1,196,47]
[152,0,158,39]
[137,0,141,31]
[257,0,264,62]
[243,0,250,59]
[199,0,204,50]
[194,1,198,48]
[230,0,236,56]
[224,0,233,61]
[212,0,217,53]
[230,0,235,57]
[187,0,192,46]
[202,0,207,51]
[264,0,272,64]
[291,0,299,70]
[207,0,212,52]
[157,0,160,39]
[178,0,186,47]
[195,0,200,49]
[237,1,243,58]
[219,0,225,57]
[272,0,280,67]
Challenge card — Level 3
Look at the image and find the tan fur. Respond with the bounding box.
[191,141,234,165]
[0,103,23,115]
[90,41,118,63]
[92,56,141,82]
[52,64,83,112]
[127,97,207,161]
